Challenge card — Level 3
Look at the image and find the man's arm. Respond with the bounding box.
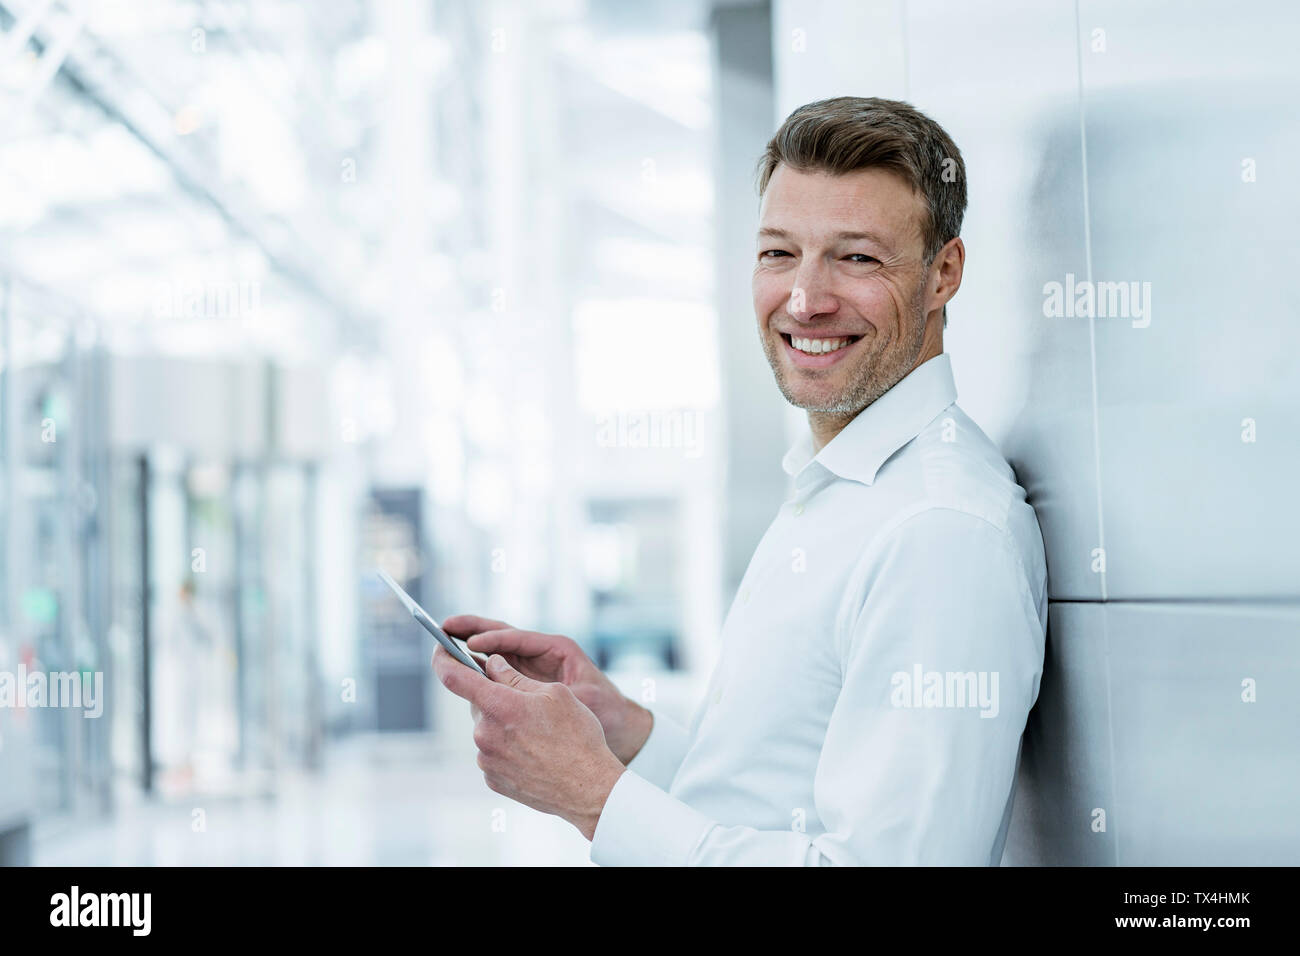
[590,507,1046,866]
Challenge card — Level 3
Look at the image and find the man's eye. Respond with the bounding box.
[845,254,878,264]
[760,249,791,258]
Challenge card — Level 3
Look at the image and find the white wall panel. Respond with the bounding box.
[764,0,1300,864]
[1081,0,1300,598]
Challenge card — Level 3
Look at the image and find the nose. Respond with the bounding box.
[787,261,839,324]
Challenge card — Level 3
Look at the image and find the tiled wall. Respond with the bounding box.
[769,0,1300,864]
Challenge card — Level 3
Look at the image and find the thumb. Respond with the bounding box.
[485,653,545,692]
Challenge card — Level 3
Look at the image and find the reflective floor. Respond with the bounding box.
[34,735,593,867]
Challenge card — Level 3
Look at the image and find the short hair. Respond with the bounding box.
[756,96,966,269]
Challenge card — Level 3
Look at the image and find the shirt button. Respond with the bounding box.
[712,685,723,705]
[740,585,751,604]
[793,502,804,516]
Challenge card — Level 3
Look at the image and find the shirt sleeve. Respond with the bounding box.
[589,506,1046,866]
[623,706,692,791]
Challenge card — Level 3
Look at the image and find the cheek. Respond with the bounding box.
[849,278,908,327]
[752,271,790,320]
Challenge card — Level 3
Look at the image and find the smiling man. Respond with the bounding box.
[434,96,1049,866]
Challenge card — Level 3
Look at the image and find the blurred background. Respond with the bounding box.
[0,0,1297,866]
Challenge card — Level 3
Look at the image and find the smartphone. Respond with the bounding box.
[375,568,488,677]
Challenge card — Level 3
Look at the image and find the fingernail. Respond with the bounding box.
[488,654,506,670]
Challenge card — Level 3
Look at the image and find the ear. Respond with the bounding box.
[927,237,965,314]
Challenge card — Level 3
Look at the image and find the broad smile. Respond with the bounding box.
[779,332,864,369]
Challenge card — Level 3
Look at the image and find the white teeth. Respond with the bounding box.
[790,336,850,355]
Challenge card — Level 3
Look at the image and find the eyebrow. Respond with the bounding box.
[758,226,891,246]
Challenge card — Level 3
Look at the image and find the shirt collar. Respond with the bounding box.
[781,352,959,487]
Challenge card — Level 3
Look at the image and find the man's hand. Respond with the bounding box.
[442,614,654,764]
[432,647,627,840]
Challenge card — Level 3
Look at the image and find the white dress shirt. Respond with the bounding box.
[589,352,1049,866]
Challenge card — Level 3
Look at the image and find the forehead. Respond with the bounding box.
[758,164,925,248]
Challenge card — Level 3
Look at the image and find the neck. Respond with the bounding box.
[807,409,854,454]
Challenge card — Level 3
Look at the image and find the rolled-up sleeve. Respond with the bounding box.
[591,506,1046,866]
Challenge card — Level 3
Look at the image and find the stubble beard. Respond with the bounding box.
[762,279,929,418]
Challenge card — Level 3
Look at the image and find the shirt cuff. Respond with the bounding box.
[589,770,714,866]
[623,707,692,791]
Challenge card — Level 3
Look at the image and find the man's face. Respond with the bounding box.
[752,164,933,417]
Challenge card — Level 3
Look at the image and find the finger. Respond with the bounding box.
[432,646,496,704]
[484,654,549,693]
[442,614,512,638]
[465,628,558,658]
